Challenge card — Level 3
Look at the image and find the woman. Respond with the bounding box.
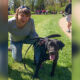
[65,0,72,32]
[8,6,41,64]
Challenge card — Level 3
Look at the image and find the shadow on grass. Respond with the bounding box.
[23,58,71,80]
[8,58,35,80]
[8,65,26,80]
[8,58,71,80]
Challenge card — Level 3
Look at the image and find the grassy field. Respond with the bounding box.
[8,14,72,80]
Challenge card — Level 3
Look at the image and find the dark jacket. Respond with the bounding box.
[65,3,72,15]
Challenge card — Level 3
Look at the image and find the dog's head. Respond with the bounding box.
[46,39,65,60]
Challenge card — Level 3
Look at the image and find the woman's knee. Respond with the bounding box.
[11,42,23,62]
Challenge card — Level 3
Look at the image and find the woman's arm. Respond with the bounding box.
[29,19,38,38]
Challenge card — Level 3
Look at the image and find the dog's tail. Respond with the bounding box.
[45,34,61,38]
[29,34,61,41]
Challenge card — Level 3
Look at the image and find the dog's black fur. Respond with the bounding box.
[33,38,65,78]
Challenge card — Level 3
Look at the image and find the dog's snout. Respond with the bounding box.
[49,51,56,55]
[49,47,54,51]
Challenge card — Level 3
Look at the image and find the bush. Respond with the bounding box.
[9,9,15,15]
[45,3,68,13]
[31,11,35,14]
[46,5,55,11]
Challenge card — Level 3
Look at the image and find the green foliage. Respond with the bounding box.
[8,0,68,12]
[9,9,15,15]
[46,5,55,11]
[54,3,66,12]
[31,11,35,14]
[35,0,44,10]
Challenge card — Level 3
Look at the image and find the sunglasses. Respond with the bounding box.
[19,6,30,10]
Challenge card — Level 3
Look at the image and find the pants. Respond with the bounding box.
[66,14,71,22]
[10,38,41,64]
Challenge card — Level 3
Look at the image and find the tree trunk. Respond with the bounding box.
[32,0,34,11]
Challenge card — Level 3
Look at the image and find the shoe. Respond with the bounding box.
[8,47,12,51]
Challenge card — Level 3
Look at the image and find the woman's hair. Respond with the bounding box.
[15,6,31,20]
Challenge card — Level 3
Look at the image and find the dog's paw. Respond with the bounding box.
[50,72,54,77]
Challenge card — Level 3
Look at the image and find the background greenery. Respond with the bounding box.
[8,0,68,13]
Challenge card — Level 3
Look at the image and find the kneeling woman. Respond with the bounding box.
[8,6,41,64]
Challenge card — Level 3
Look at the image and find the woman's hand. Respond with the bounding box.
[38,40,45,46]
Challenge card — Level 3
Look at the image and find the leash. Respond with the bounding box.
[23,44,33,73]
[8,34,61,73]
[23,38,45,73]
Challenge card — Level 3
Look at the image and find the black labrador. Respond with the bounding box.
[33,38,65,78]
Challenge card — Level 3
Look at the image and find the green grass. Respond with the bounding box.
[8,16,14,19]
[8,14,72,80]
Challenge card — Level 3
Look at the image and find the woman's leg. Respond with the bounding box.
[11,41,23,62]
[68,22,71,31]
[66,14,71,32]
[23,38,41,64]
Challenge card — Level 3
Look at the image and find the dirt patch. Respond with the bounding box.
[59,17,72,40]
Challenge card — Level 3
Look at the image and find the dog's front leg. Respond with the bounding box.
[51,54,58,77]
[33,61,42,78]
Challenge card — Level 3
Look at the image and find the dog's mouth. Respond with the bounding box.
[49,54,55,60]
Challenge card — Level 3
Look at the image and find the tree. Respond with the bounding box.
[23,0,35,11]
[44,0,55,11]
[8,0,14,8]
[35,0,45,10]
[14,0,21,12]
[8,0,68,12]
[32,0,35,11]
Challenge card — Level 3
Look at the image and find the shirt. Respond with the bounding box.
[8,17,38,42]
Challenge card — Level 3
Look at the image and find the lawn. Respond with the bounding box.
[8,14,72,80]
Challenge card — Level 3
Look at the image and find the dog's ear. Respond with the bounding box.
[57,41,65,50]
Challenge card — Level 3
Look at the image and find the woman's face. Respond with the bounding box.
[17,13,30,26]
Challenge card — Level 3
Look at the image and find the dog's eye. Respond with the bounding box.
[50,42,55,46]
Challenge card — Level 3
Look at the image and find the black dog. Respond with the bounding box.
[33,38,65,78]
